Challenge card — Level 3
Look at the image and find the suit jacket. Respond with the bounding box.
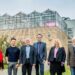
[19,45,36,65]
[33,42,47,62]
[67,45,75,67]
[48,46,66,62]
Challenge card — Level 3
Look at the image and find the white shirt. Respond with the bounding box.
[26,46,30,59]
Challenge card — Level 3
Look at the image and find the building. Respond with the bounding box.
[64,18,75,38]
[0,9,67,33]
[0,9,70,50]
[63,17,75,44]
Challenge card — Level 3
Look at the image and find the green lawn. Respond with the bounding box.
[4,63,8,69]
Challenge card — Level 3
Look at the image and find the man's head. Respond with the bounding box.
[10,37,16,47]
[25,38,31,45]
[37,34,43,42]
[72,37,75,45]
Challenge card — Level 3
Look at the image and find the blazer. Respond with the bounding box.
[19,45,36,65]
[48,46,66,62]
[67,45,75,67]
[33,42,47,62]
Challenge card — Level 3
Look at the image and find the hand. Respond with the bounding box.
[15,64,19,68]
[20,64,23,67]
[33,64,36,67]
[61,62,64,66]
[67,65,70,69]
[48,62,50,65]
[43,60,46,64]
[33,64,36,68]
[6,61,9,64]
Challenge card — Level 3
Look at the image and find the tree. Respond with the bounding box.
[0,35,9,54]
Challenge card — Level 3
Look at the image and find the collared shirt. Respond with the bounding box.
[38,42,41,54]
[26,46,30,59]
[54,48,58,58]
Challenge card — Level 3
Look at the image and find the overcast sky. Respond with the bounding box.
[0,0,75,19]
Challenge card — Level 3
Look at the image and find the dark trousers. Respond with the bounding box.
[35,60,44,75]
[0,61,4,69]
[50,59,62,75]
[22,59,32,75]
[50,71,62,75]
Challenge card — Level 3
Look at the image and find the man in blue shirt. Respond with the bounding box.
[5,37,20,75]
[19,38,36,75]
[33,34,47,75]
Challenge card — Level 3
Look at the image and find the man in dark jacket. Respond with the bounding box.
[19,38,36,75]
[67,37,75,75]
[33,34,47,75]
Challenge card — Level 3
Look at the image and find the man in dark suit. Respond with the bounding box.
[67,37,75,75]
[33,34,47,75]
[19,38,36,75]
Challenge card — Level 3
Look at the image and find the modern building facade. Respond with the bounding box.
[64,18,75,38]
[0,9,75,41]
[0,9,72,49]
[62,17,75,44]
[0,9,67,33]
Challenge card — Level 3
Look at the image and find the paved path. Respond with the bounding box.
[0,63,49,75]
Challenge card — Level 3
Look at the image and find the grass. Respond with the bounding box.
[4,63,8,69]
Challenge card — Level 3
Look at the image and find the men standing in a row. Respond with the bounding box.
[19,38,36,75]
[5,37,20,75]
[33,34,47,75]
